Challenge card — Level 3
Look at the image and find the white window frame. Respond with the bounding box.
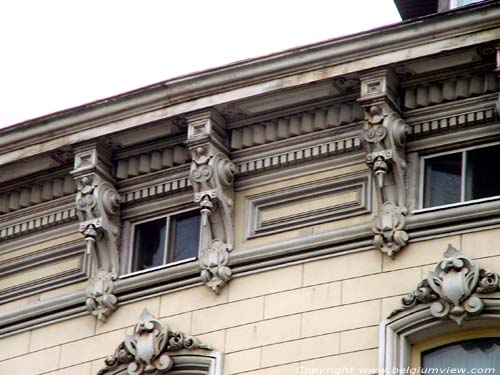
[416,141,500,213]
[380,312,500,372]
[120,207,201,278]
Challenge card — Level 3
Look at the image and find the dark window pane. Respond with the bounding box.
[424,153,462,208]
[169,211,200,263]
[132,218,166,271]
[422,338,500,372]
[466,144,500,201]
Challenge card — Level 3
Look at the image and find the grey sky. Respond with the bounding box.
[0,0,401,127]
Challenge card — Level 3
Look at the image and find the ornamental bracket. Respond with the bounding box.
[71,141,121,321]
[390,245,500,325]
[97,309,212,375]
[359,69,410,258]
[184,109,235,294]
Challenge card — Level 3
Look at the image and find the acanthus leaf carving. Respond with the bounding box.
[359,70,410,258]
[389,245,500,325]
[371,202,409,258]
[71,142,121,322]
[185,110,235,294]
[85,269,118,322]
[200,239,232,294]
[98,309,211,375]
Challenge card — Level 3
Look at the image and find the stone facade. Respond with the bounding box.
[0,2,500,374]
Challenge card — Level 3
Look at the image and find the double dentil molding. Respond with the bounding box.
[97,309,211,375]
[359,69,410,258]
[71,141,120,322]
[185,110,236,294]
[390,245,500,325]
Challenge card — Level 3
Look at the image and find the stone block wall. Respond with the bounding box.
[1,227,499,375]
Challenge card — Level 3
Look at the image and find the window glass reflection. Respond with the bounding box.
[132,218,166,271]
[424,153,462,208]
[422,338,500,373]
[170,211,201,263]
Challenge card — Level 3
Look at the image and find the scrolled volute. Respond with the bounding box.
[362,104,410,258]
[72,142,121,322]
[390,245,500,325]
[98,310,212,375]
[186,110,235,294]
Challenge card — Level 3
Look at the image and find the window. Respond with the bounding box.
[421,143,500,209]
[449,0,484,9]
[380,246,500,373]
[422,338,500,373]
[382,316,500,373]
[130,210,201,273]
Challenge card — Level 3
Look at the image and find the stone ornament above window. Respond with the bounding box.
[98,309,212,375]
[390,245,499,325]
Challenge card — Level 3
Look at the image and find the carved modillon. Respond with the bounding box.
[98,309,211,375]
[359,69,410,257]
[71,141,121,321]
[185,110,235,294]
[390,245,499,325]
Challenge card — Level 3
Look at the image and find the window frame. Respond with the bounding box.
[379,244,500,373]
[379,305,500,372]
[121,207,201,277]
[417,140,500,212]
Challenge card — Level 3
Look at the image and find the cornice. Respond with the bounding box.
[0,2,498,166]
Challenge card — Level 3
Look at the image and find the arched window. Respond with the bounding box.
[380,245,500,372]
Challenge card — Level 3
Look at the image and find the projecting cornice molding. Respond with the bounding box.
[403,70,498,111]
[185,110,236,294]
[230,100,363,150]
[115,143,189,180]
[0,173,76,214]
[407,101,498,140]
[390,245,500,325]
[0,3,498,167]
[97,309,213,375]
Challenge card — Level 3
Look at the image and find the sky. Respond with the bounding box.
[0,1,401,128]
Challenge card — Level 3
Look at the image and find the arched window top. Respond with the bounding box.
[97,309,221,375]
[380,245,500,372]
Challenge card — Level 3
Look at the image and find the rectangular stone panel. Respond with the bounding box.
[245,170,371,239]
[0,240,89,303]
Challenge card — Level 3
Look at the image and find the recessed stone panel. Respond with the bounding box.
[245,170,371,239]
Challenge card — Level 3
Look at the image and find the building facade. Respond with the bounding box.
[0,1,499,374]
